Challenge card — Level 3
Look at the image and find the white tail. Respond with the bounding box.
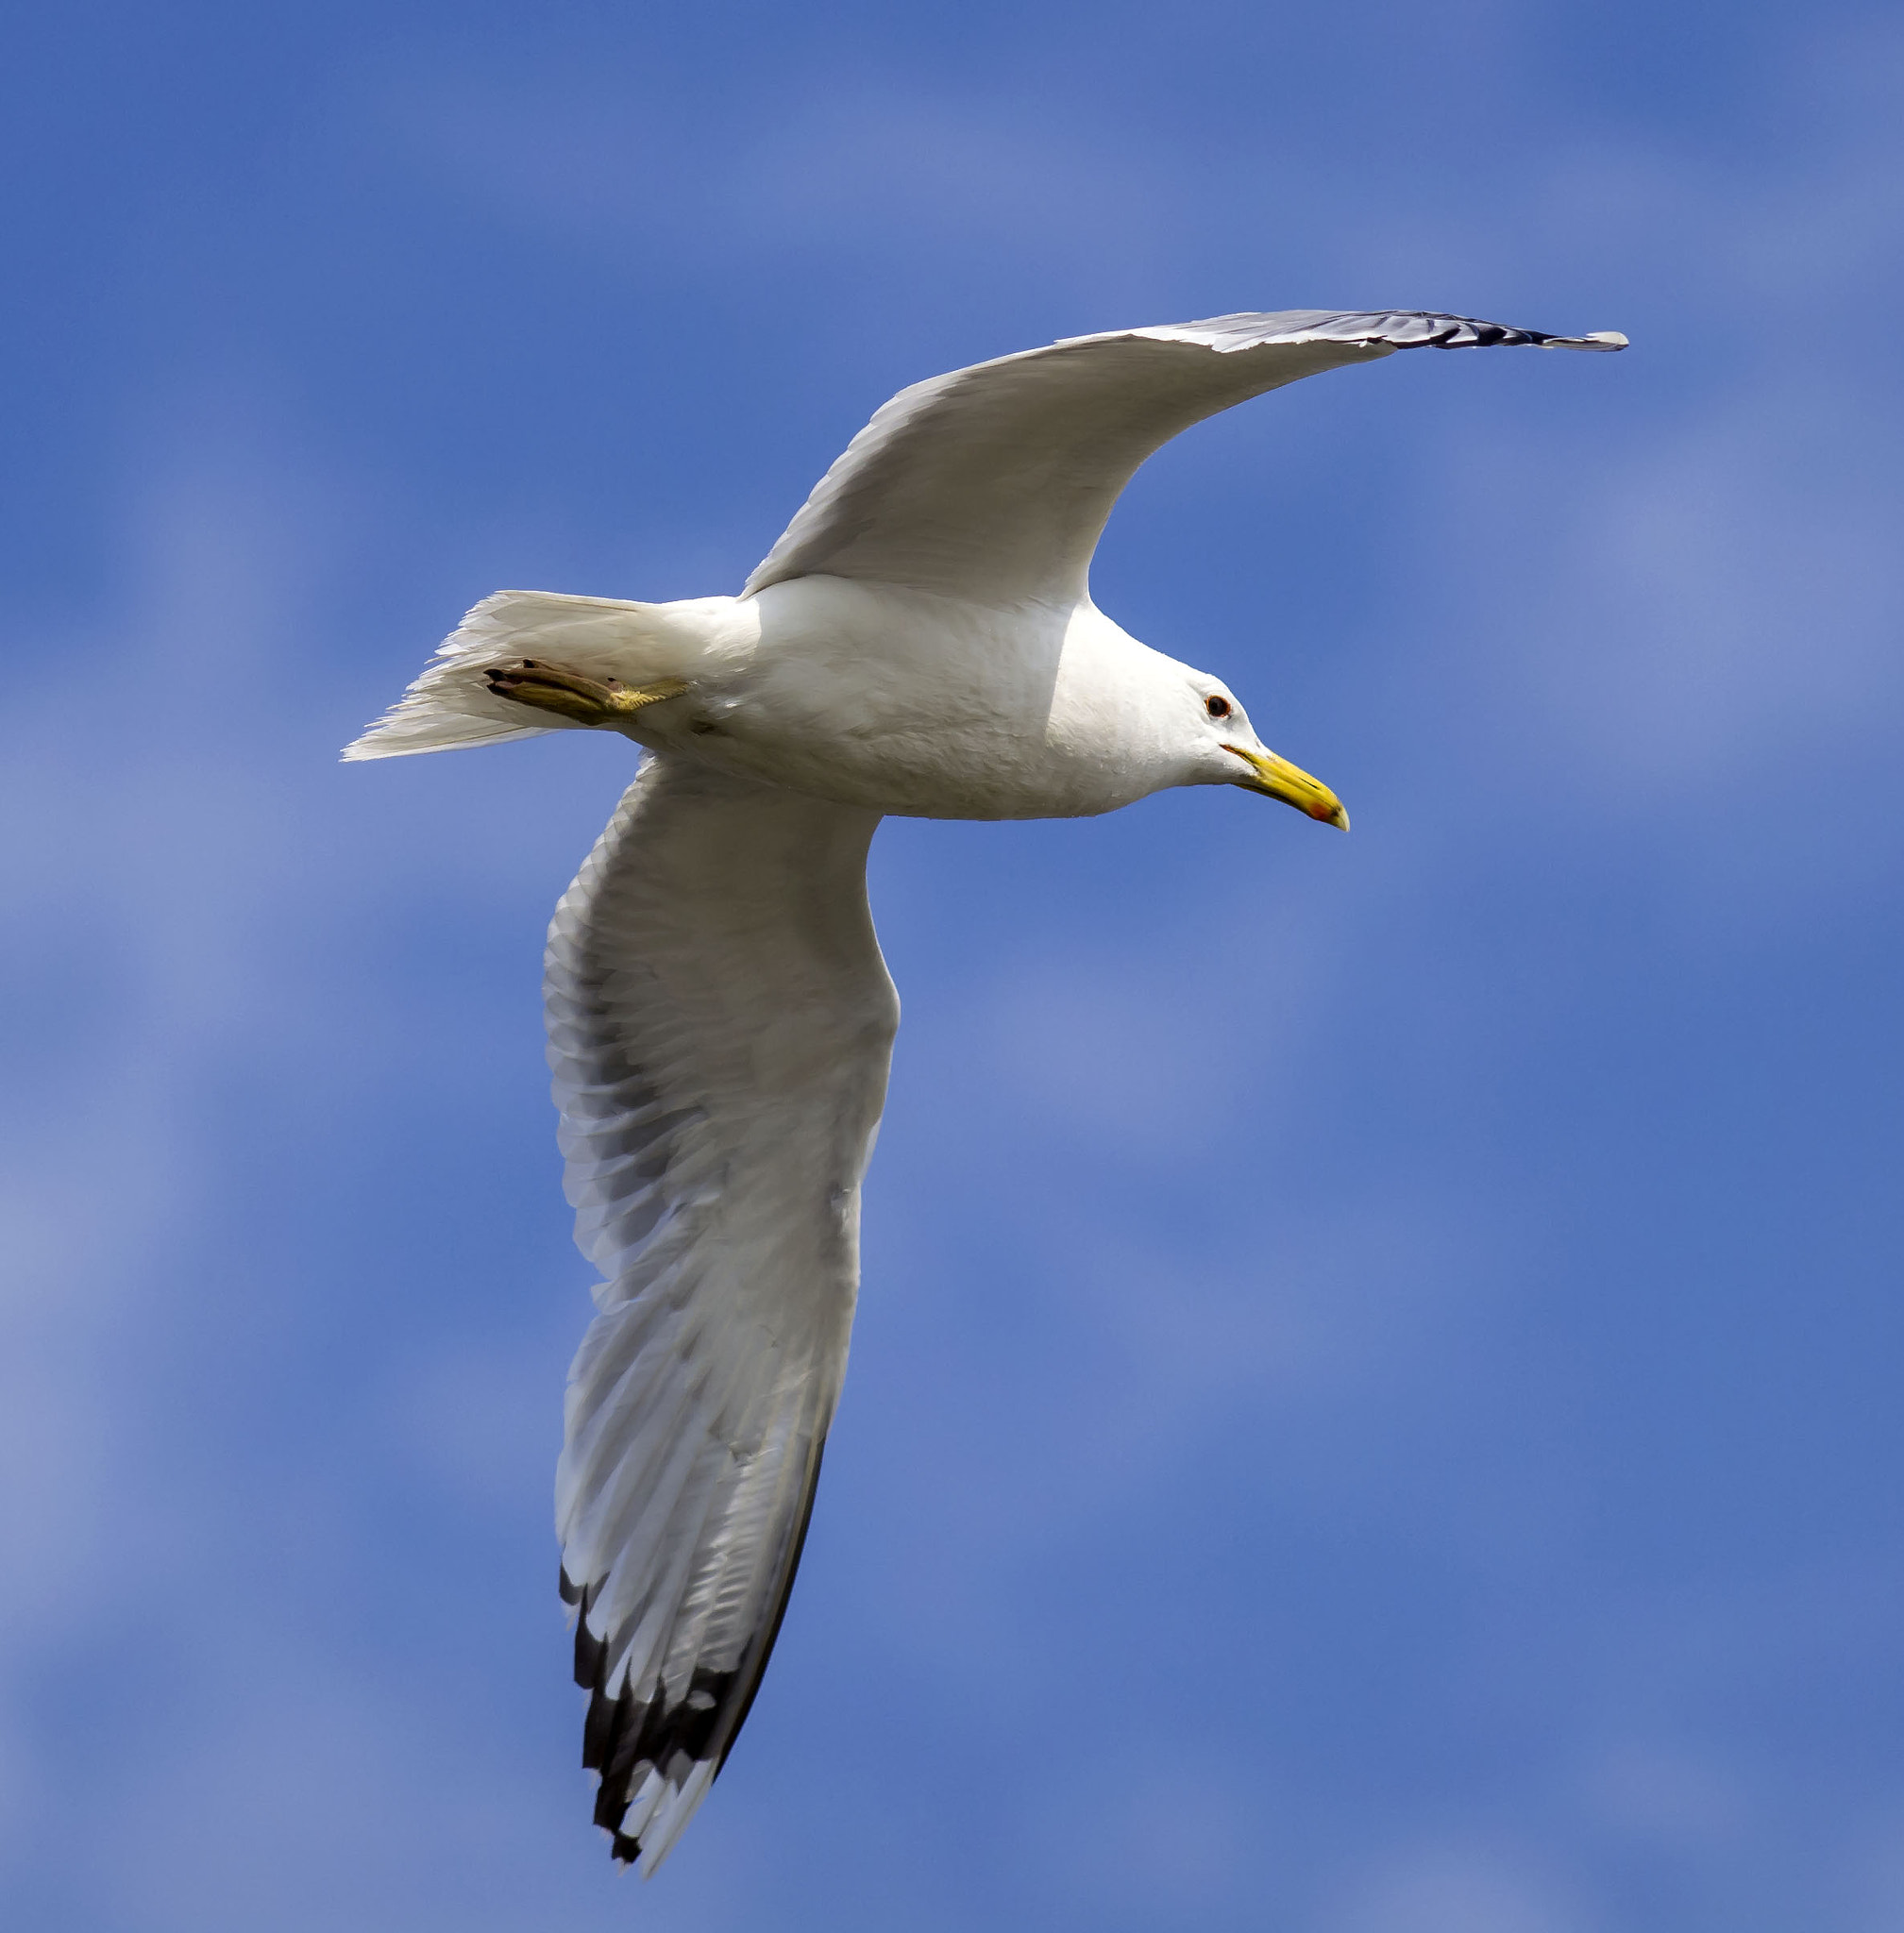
[343,589,688,761]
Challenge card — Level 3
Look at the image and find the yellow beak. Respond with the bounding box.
[1227,745,1350,830]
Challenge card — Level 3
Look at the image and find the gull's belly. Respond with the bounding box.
[706,716,1125,820]
[644,576,1160,820]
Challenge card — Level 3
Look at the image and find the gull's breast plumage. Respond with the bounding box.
[630,576,1195,820]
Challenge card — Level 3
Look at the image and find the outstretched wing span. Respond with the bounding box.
[744,309,1626,607]
[546,754,896,1874]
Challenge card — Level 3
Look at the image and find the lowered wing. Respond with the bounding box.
[546,753,897,1873]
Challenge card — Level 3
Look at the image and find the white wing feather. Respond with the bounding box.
[546,753,896,1874]
[744,308,1626,607]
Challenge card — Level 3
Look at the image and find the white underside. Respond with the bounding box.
[345,576,1238,820]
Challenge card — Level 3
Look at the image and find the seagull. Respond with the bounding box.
[346,309,1625,1874]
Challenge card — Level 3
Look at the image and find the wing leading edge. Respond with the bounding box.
[744,307,1626,607]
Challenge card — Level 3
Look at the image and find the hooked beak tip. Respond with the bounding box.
[1229,745,1349,831]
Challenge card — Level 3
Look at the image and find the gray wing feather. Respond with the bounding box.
[743,308,1626,607]
[546,753,896,1874]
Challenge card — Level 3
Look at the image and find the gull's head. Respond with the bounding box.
[1181,676,1349,830]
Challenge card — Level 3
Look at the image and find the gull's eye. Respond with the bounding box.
[1205,695,1232,719]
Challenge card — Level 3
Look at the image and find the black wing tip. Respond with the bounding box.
[566,1591,736,1868]
[571,1602,608,1692]
[1330,313,1629,353]
[560,1429,834,1870]
[1132,310,1628,355]
[1405,315,1628,352]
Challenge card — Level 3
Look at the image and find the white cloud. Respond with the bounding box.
[1323,1839,1589,1933]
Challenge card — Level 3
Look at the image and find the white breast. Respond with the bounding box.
[635,577,1190,820]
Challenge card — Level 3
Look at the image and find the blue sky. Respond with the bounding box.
[4,3,1902,1927]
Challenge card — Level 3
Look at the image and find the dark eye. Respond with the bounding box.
[1205,695,1232,719]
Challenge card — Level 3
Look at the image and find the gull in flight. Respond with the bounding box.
[346,309,1625,1874]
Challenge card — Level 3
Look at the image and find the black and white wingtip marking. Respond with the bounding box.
[562,1569,719,1871]
[1114,309,1629,354]
[561,1436,830,1875]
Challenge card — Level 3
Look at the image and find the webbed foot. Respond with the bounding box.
[483,661,690,726]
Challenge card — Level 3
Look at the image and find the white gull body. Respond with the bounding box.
[345,309,1624,1874]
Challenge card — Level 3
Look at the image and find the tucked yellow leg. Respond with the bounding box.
[483,661,690,726]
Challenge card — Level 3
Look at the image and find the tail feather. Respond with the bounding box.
[343,589,681,762]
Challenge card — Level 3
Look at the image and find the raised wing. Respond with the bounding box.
[546,753,896,1874]
[744,309,1626,609]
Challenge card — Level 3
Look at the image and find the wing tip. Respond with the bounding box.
[1111,311,1630,356]
[559,1429,833,1877]
[565,1574,742,1877]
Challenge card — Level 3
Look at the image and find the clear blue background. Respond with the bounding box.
[4,4,1901,1927]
